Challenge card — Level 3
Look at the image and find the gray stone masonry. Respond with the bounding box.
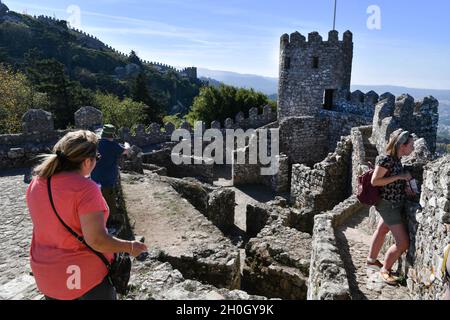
[307,196,364,300]
[125,250,266,300]
[279,111,370,170]
[158,175,236,233]
[371,93,439,154]
[74,106,103,131]
[243,216,312,300]
[278,30,353,119]
[290,135,353,213]
[22,109,54,134]
[243,199,313,299]
[407,155,450,300]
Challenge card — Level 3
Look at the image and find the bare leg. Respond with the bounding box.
[383,224,409,271]
[368,218,390,260]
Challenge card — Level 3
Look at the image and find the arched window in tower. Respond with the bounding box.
[323,89,335,110]
[312,57,319,69]
[284,57,291,70]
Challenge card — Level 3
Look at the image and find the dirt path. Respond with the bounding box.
[335,206,412,300]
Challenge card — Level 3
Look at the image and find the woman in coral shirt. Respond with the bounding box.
[26,130,147,300]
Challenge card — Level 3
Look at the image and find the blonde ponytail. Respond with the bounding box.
[33,154,62,178]
[33,130,98,178]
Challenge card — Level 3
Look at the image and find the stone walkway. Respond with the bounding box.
[335,206,411,300]
[0,169,43,300]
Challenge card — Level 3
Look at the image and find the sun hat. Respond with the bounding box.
[101,124,116,139]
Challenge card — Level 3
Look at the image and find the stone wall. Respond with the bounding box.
[290,135,353,213]
[407,155,450,300]
[243,203,312,300]
[322,110,372,153]
[142,147,214,183]
[210,105,277,131]
[279,116,329,166]
[279,111,370,169]
[371,93,439,154]
[231,120,290,193]
[0,131,69,170]
[0,107,97,170]
[161,176,236,233]
[307,196,365,300]
[232,148,290,194]
[0,105,275,171]
[350,125,376,193]
[333,90,379,119]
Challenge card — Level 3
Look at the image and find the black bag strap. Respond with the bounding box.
[47,177,111,270]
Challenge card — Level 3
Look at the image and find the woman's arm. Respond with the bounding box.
[371,165,411,187]
[80,212,147,256]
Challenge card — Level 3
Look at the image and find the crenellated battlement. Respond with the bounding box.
[209,105,276,130]
[280,30,353,50]
[332,89,380,118]
[0,104,274,169]
[371,92,439,154]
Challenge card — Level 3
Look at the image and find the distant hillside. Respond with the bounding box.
[199,68,450,98]
[199,76,223,88]
[198,68,450,114]
[0,8,203,116]
[198,68,278,95]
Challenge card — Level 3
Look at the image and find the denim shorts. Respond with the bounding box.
[375,198,405,226]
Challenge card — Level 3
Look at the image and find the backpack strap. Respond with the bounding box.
[47,177,111,270]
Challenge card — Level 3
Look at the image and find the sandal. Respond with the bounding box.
[380,269,398,286]
[366,259,383,270]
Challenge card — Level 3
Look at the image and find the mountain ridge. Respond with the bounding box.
[198,67,450,102]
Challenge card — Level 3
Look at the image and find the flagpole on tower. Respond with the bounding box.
[333,0,337,31]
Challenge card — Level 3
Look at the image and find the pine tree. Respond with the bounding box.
[131,72,163,123]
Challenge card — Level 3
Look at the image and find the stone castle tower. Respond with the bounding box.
[183,67,198,80]
[278,30,353,119]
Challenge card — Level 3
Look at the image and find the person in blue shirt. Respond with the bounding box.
[91,124,130,228]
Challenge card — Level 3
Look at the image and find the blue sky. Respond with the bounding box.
[5,0,450,89]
